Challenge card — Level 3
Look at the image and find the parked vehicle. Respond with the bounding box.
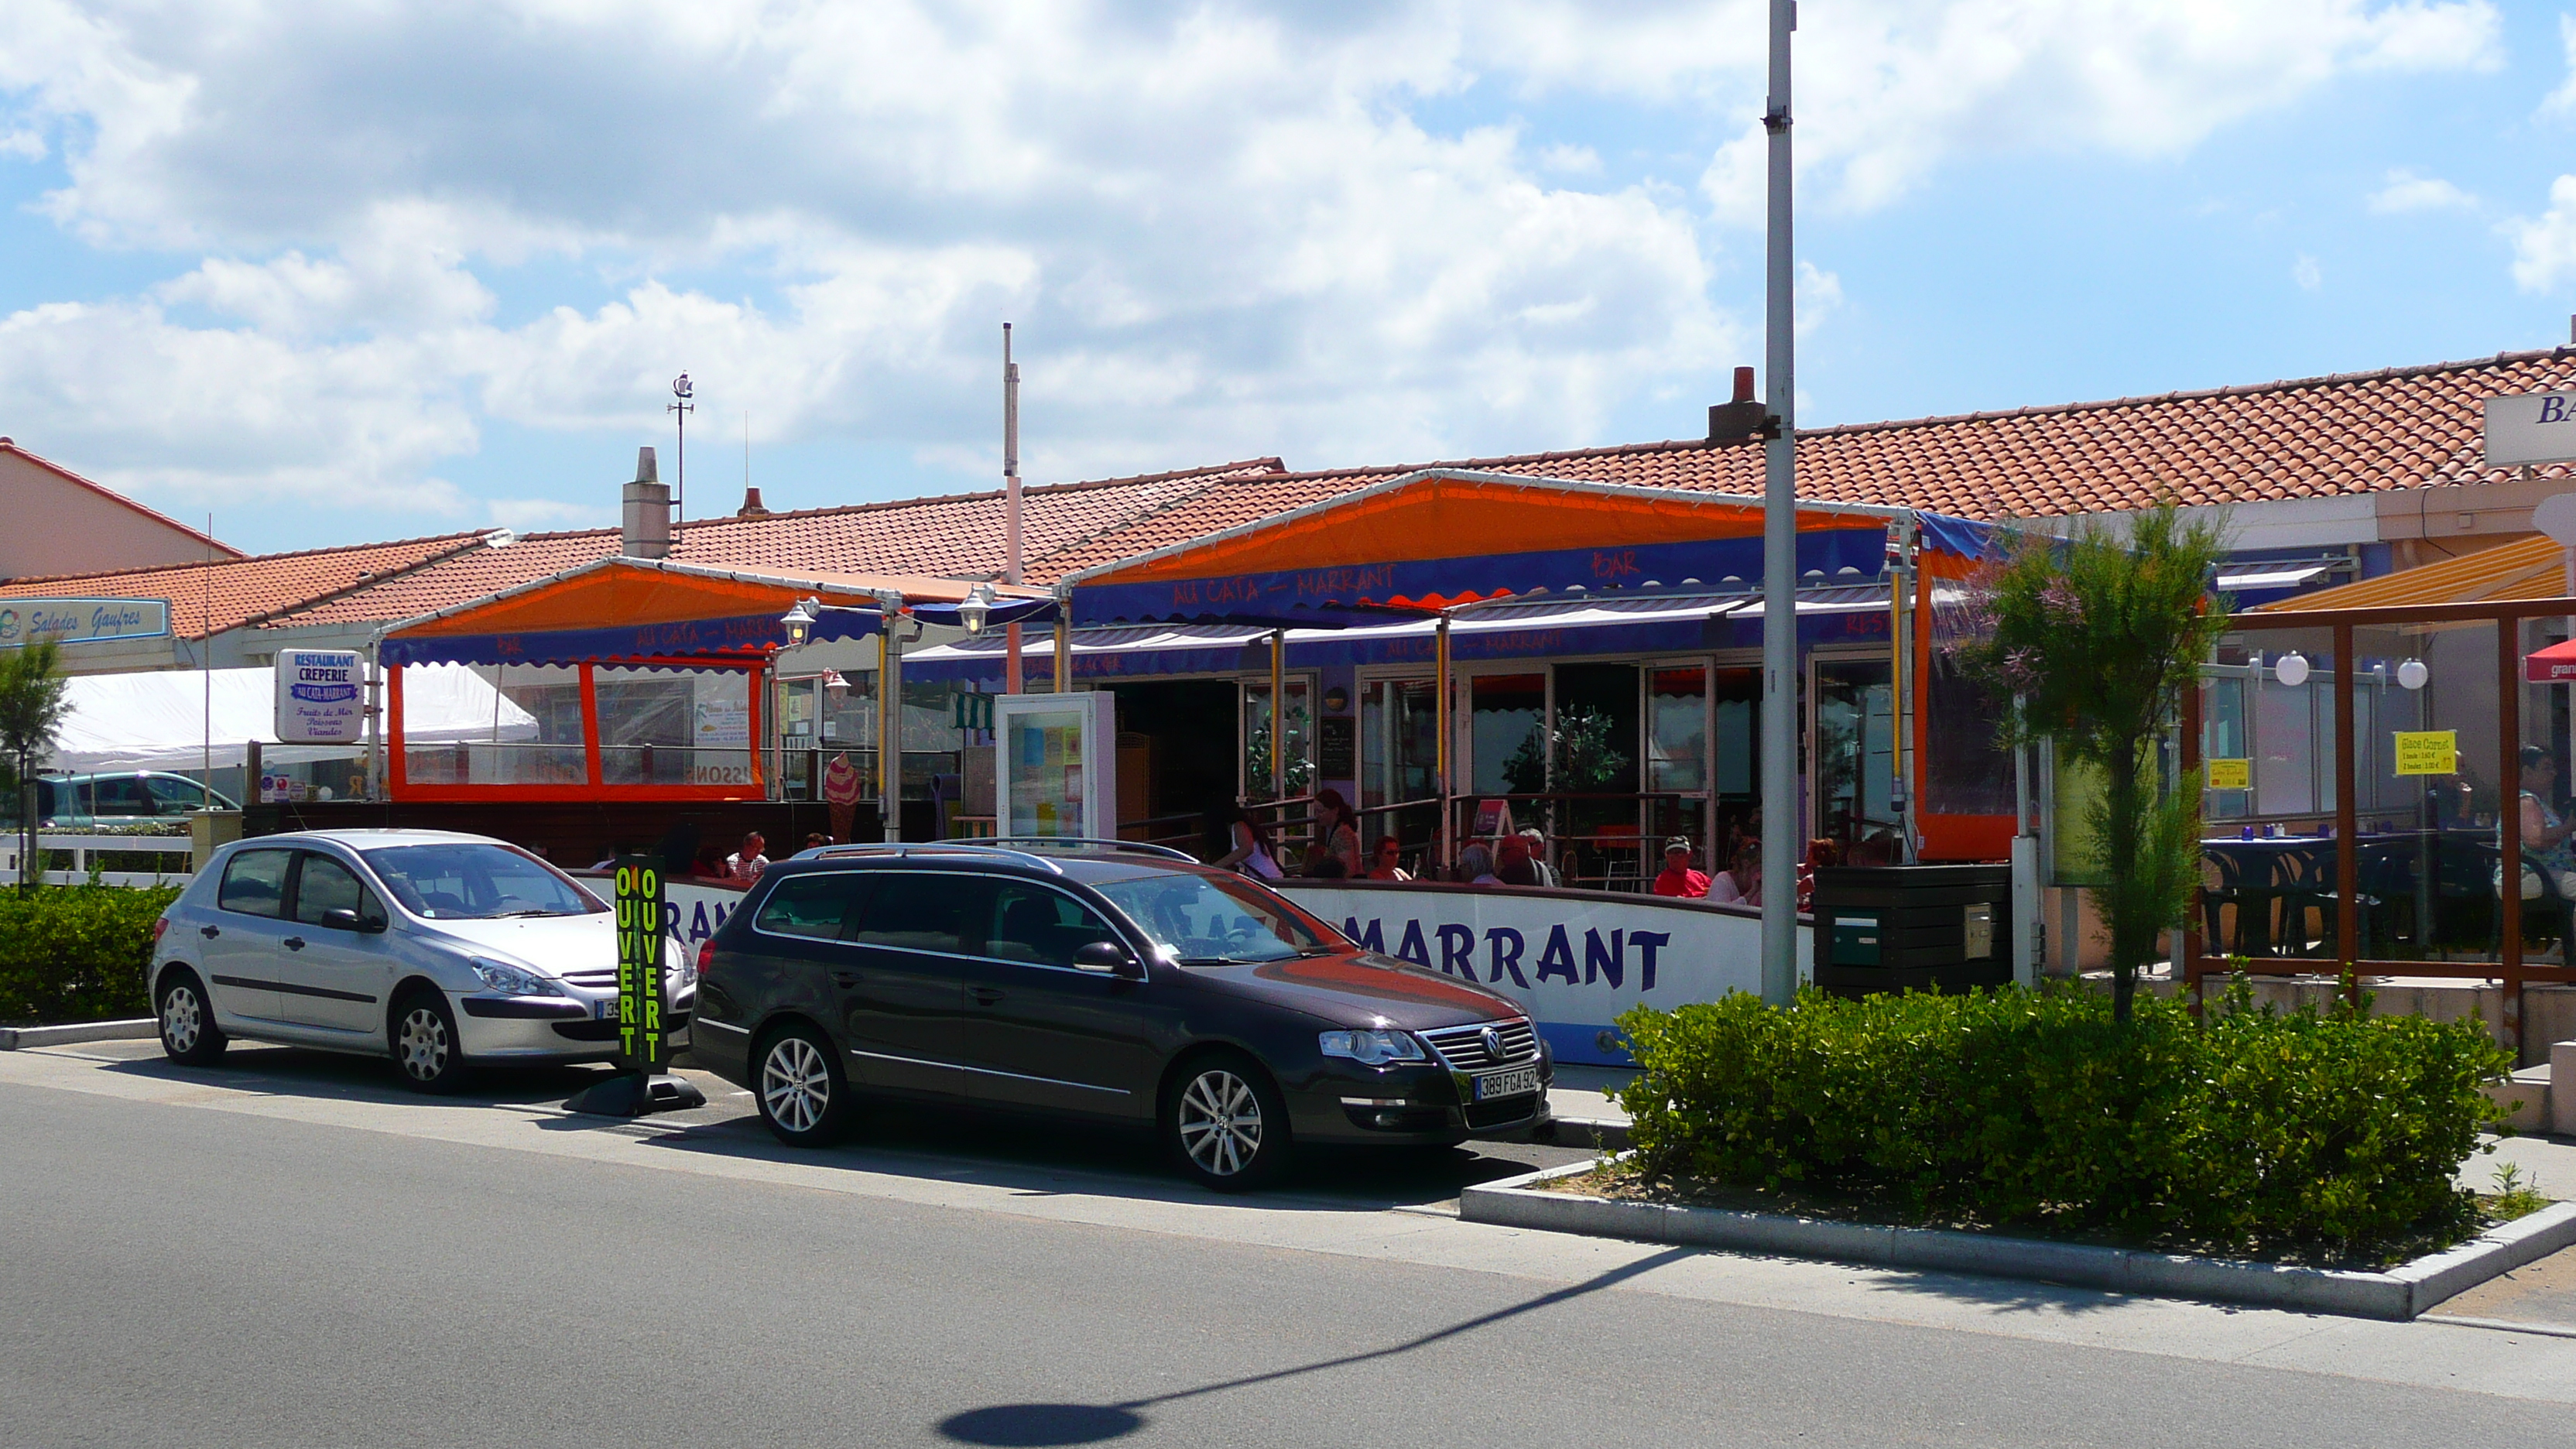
[149,829,693,1091]
[691,841,1552,1189]
[13,770,238,827]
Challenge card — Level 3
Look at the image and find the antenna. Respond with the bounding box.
[668,372,695,524]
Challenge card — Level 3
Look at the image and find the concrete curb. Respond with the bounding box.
[0,1019,157,1050]
[1459,1159,2576,1321]
[1538,1117,1632,1151]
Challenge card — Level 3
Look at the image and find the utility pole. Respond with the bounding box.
[1758,0,1800,1008]
[1004,324,1024,694]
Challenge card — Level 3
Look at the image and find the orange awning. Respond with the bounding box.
[2258,535,2567,612]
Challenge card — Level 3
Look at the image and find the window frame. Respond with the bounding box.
[215,848,296,920]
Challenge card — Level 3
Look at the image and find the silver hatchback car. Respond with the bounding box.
[149,829,693,1091]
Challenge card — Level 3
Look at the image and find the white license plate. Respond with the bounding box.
[595,998,619,1021]
[1473,1065,1540,1101]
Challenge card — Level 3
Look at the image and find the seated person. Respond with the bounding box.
[1653,840,1710,898]
[1704,844,1759,904]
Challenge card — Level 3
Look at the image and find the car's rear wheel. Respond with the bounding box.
[755,1024,851,1146]
[390,989,468,1093]
[1162,1051,1288,1191]
[156,971,226,1067]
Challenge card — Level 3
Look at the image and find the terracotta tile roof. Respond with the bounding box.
[264,457,1289,629]
[0,437,244,560]
[0,533,483,639]
[1027,348,2576,581]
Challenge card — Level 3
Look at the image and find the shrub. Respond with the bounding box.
[0,878,182,1024]
[1612,979,2511,1262]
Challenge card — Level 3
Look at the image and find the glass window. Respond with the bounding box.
[1472,673,1547,794]
[755,872,869,940]
[360,843,605,920]
[1091,868,1325,964]
[217,849,293,918]
[1242,677,1314,801]
[401,663,579,786]
[1920,653,2016,817]
[1003,704,1088,838]
[88,776,151,817]
[146,776,211,815]
[1646,667,1708,793]
[984,882,1122,967]
[597,664,753,789]
[848,872,981,955]
[293,854,384,929]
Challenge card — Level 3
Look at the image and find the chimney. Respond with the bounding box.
[622,446,672,559]
[738,485,769,518]
[1708,365,1773,445]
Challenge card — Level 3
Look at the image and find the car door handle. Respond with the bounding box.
[283,937,305,951]
[199,924,221,939]
[830,969,864,987]
[969,987,1005,1006]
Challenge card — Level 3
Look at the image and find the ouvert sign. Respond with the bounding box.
[2485,391,2576,469]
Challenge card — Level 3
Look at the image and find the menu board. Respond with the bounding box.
[995,692,1116,840]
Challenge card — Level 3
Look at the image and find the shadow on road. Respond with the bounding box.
[935,1247,1701,1445]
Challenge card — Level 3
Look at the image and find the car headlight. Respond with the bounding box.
[469,959,564,997]
[1319,1029,1425,1066]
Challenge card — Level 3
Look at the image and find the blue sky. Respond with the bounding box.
[2,1,2573,554]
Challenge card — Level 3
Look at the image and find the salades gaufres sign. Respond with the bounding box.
[0,597,170,647]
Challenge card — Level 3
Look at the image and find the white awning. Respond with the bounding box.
[49,664,534,772]
[2215,564,2331,592]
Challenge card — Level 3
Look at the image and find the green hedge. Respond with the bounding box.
[1612,981,2510,1262]
[0,880,182,1025]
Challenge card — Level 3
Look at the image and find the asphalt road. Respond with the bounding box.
[7,1044,2576,1447]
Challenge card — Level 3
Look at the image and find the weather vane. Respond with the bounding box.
[668,372,695,522]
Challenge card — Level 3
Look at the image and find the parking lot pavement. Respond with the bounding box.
[17,1037,2576,1413]
[39,1038,1594,1212]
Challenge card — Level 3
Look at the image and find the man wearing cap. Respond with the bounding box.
[1652,838,1710,898]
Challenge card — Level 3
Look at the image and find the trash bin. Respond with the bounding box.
[1810,864,2012,998]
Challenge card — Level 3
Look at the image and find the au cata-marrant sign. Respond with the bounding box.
[0,597,170,648]
[274,649,364,743]
[614,858,670,1073]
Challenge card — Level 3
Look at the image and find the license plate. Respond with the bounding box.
[1473,1065,1540,1101]
[595,998,619,1021]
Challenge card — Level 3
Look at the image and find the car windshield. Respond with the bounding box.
[360,842,605,920]
[1091,870,1328,964]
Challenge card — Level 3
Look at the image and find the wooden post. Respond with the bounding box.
[1435,615,1453,874]
[1053,610,1071,694]
[1269,629,1286,804]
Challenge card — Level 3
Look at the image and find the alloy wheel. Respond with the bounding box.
[160,984,201,1055]
[762,1036,831,1136]
[1176,1069,1264,1179]
[398,1005,450,1083]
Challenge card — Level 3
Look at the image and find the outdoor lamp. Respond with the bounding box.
[780,596,820,648]
[958,581,999,639]
[2274,651,2311,687]
[2397,658,2429,690]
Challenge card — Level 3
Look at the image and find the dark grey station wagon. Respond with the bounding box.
[689,841,1552,1189]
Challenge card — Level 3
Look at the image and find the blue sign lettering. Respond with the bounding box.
[1344,916,1385,953]
[1583,928,1625,988]
[1485,927,1530,988]
[1436,923,1475,977]
[1630,930,1670,992]
[1395,919,1432,968]
[1533,925,1580,985]
[2543,396,2570,426]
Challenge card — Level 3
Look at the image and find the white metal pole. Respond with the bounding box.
[1004,323,1025,696]
[1757,0,1800,1008]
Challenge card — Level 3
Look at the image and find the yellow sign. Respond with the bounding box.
[2204,759,2252,790]
[2393,730,2458,776]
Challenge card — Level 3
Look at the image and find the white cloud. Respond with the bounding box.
[2293,254,2324,290]
[1795,261,1844,338]
[2367,168,2476,213]
[485,496,609,532]
[0,0,2513,529]
[2540,14,2576,120]
[2507,174,2576,291]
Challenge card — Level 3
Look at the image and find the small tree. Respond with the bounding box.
[0,641,70,892]
[1961,507,2229,1021]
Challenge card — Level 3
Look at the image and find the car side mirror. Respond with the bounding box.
[1073,940,1146,980]
[324,907,387,934]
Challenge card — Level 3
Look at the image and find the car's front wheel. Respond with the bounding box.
[390,989,468,1093]
[156,971,226,1067]
[755,1024,851,1146]
[1162,1052,1289,1191]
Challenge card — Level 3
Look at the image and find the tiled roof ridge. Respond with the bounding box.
[667,456,1292,530]
[0,526,490,590]
[1798,346,2576,439]
[0,437,245,560]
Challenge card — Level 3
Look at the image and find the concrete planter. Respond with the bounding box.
[1460,1159,2576,1321]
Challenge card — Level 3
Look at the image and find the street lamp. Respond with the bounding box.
[779,596,820,649]
[958,581,999,639]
